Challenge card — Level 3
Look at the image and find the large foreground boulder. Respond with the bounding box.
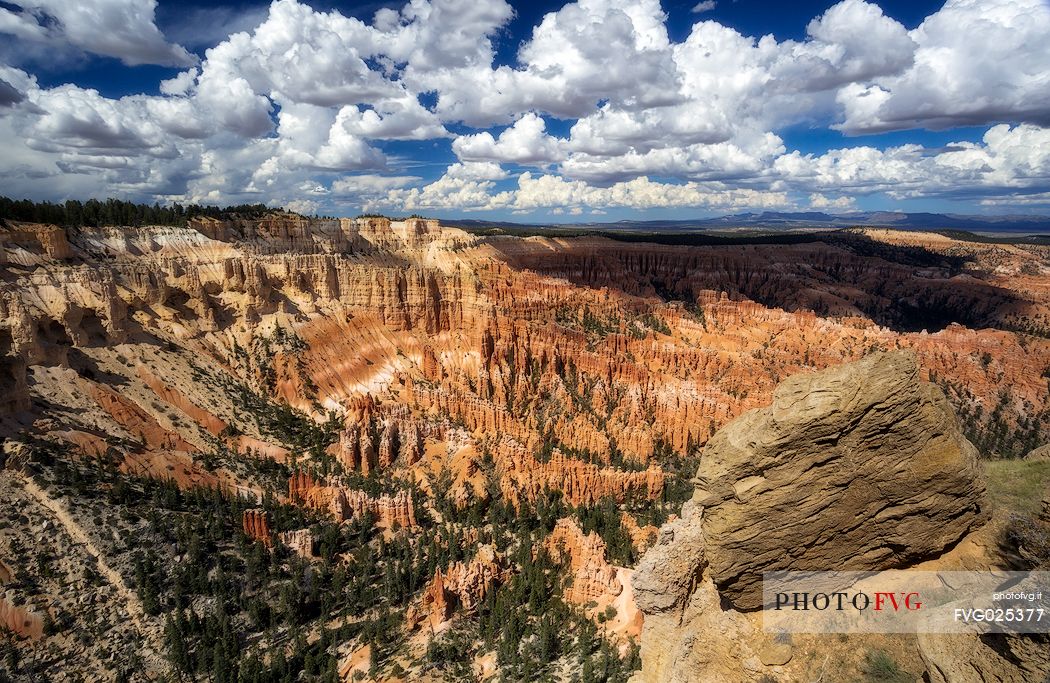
[630,350,1033,680]
[695,351,988,609]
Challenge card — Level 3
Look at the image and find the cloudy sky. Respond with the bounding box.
[0,0,1048,220]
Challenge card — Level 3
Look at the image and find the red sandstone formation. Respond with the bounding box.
[407,544,508,631]
[408,567,453,632]
[545,518,622,605]
[498,444,665,509]
[621,512,658,555]
[346,489,417,530]
[242,508,272,546]
[544,519,644,639]
[6,217,1044,471]
[235,435,290,463]
[3,214,1049,677]
[120,450,222,491]
[53,429,109,457]
[443,544,507,611]
[89,384,194,452]
[287,470,317,504]
[243,510,314,556]
[3,218,1046,522]
[288,472,417,529]
[137,366,228,436]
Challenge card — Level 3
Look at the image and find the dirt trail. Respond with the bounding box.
[21,475,147,630]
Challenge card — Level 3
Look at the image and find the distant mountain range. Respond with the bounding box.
[444,211,1050,233]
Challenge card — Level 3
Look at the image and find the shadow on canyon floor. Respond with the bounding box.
[488,229,1036,335]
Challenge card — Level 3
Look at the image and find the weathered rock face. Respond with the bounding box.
[278,529,315,558]
[632,352,993,682]
[242,508,272,546]
[1025,443,1050,460]
[288,471,417,529]
[407,544,508,631]
[916,491,1050,682]
[545,518,622,605]
[0,223,72,260]
[918,631,1050,683]
[695,351,988,609]
[0,334,29,414]
[632,503,706,616]
[188,214,360,254]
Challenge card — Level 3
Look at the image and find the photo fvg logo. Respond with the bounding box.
[774,591,923,612]
[764,571,1050,634]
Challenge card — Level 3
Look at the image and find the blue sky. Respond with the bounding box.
[0,0,1048,221]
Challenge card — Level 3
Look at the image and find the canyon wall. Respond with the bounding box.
[2,214,1049,680]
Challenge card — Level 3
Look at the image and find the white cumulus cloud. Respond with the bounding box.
[0,0,1048,216]
[1,0,195,67]
[835,0,1050,133]
[453,113,565,165]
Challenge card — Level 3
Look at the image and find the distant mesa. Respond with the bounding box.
[444,210,1050,235]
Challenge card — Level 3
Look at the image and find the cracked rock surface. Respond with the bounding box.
[695,350,988,610]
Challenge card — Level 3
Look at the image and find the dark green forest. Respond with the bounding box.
[0,197,275,228]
